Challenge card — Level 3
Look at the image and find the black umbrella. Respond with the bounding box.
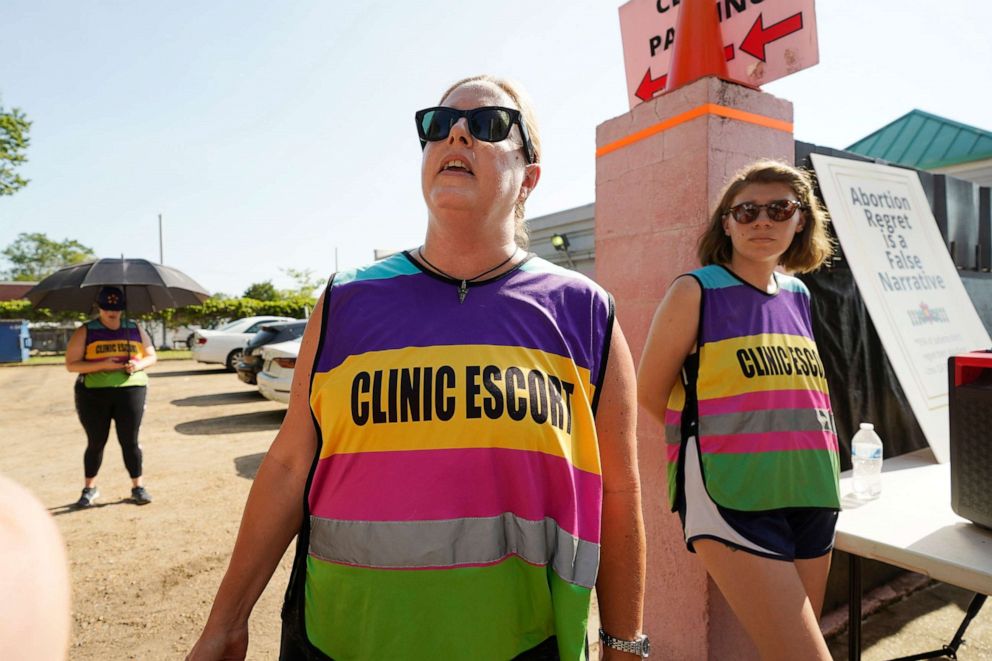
[25,258,210,314]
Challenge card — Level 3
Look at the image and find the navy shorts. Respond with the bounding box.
[677,436,838,561]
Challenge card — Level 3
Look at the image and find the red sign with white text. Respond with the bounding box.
[618,0,819,108]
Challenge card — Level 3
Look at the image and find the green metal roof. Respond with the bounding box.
[846,110,992,170]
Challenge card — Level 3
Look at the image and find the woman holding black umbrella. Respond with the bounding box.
[65,286,157,507]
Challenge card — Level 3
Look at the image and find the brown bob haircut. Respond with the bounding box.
[697,159,834,273]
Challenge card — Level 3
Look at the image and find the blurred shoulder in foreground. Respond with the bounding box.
[0,474,71,661]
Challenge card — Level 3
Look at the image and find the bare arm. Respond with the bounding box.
[595,321,646,659]
[187,292,326,660]
[126,325,157,373]
[636,277,701,427]
[64,326,120,374]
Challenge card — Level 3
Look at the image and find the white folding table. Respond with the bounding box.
[836,449,992,660]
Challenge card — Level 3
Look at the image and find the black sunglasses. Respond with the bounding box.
[415,106,536,164]
[725,199,804,224]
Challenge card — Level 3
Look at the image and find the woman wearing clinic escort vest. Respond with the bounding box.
[65,286,156,507]
[638,160,840,660]
[188,75,647,661]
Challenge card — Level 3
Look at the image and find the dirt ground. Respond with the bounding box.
[0,360,293,660]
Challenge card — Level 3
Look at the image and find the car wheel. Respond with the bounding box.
[226,349,243,372]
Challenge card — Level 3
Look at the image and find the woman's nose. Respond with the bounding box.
[447,117,472,146]
[752,208,775,225]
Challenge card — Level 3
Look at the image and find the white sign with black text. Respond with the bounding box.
[811,154,991,463]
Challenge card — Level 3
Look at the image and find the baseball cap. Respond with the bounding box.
[96,286,126,311]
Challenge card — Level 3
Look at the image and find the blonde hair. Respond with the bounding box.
[439,75,542,248]
[697,159,834,273]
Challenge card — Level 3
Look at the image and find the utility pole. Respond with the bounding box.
[158,213,167,349]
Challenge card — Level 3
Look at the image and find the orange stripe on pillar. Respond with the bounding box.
[595,103,793,158]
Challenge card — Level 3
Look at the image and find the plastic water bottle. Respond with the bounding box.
[852,423,883,500]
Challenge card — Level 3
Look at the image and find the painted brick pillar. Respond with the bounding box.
[594,77,794,660]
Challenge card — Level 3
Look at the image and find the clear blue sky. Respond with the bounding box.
[2,1,990,295]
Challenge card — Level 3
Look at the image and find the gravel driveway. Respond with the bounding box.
[0,359,292,659]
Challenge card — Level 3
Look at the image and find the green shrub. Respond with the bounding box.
[0,300,85,323]
[0,295,315,327]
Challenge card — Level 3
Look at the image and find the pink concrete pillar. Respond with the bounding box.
[595,77,794,660]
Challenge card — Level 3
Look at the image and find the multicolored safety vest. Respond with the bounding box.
[290,252,613,660]
[665,265,840,511]
[82,320,148,388]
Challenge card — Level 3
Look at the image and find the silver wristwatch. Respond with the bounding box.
[599,628,650,658]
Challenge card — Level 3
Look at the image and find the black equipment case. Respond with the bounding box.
[948,351,992,530]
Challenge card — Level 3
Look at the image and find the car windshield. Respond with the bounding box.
[217,320,242,331]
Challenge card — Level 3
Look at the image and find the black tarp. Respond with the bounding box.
[798,267,930,471]
[962,272,992,331]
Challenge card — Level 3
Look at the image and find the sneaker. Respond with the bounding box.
[131,486,152,506]
[76,486,99,508]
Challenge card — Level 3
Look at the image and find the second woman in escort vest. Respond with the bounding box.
[65,286,157,508]
[188,76,647,660]
[638,161,840,660]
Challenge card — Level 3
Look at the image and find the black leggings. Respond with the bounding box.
[74,382,147,479]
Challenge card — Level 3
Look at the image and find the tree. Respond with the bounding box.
[1,232,96,282]
[280,267,324,297]
[0,101,31,196]
[243,280,278,301]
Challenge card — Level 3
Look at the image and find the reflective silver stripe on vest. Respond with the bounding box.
[308,513,600,588]
[701,407,835,436]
